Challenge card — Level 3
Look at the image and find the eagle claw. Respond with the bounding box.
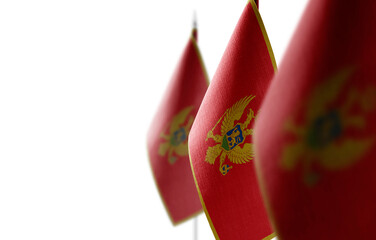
[206,130,214,141]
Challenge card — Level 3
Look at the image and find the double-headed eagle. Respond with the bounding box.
[205,96,256,175]
[159,106,194,164]
[282,67,375,186]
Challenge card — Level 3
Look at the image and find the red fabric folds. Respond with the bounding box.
[147,29,208,224]
[255,1,376,239]
[189,1,276,239]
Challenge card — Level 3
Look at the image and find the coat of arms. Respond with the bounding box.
[282,67,375,185]
[205,96,257,175]
[159,106,194,164]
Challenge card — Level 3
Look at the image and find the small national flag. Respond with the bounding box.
[254,0,376,239]
[147,27,209,224]
[188,1,277,239]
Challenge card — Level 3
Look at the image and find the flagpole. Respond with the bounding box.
[192,10,198,41]
[193,11,199,240]
[193,11,197,29]
[193,216,198,240]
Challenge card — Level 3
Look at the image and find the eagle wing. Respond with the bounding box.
[158,142,170,156]
[170,106,194,133]
[175,142,189,156]
[205,144,222,164]
[307,67,353,120]
[281,142,305,170]
[319,138,373,170]
[227,143,254,164]
[221,96,254,136]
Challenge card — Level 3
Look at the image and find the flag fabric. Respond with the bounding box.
[188,1,277,239]
[254,1,376,239]
[147,28,209,224]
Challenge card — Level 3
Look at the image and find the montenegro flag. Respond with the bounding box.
[254,0,376,239]
[147,28,209,224]
[188,1,277,239]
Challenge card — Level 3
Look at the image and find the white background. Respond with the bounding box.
[0,0,309,239]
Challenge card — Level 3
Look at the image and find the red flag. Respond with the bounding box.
[188,1,277,239]
[255,0,376,239]
[147,28,208,224]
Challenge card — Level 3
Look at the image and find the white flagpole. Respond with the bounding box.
[193,216,198,240]
[192,12,198,240]
[193,11,197,30]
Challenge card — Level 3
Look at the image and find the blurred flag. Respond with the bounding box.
[147,27,209,224]
[188,1,277,239]
[255,0,376,239]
